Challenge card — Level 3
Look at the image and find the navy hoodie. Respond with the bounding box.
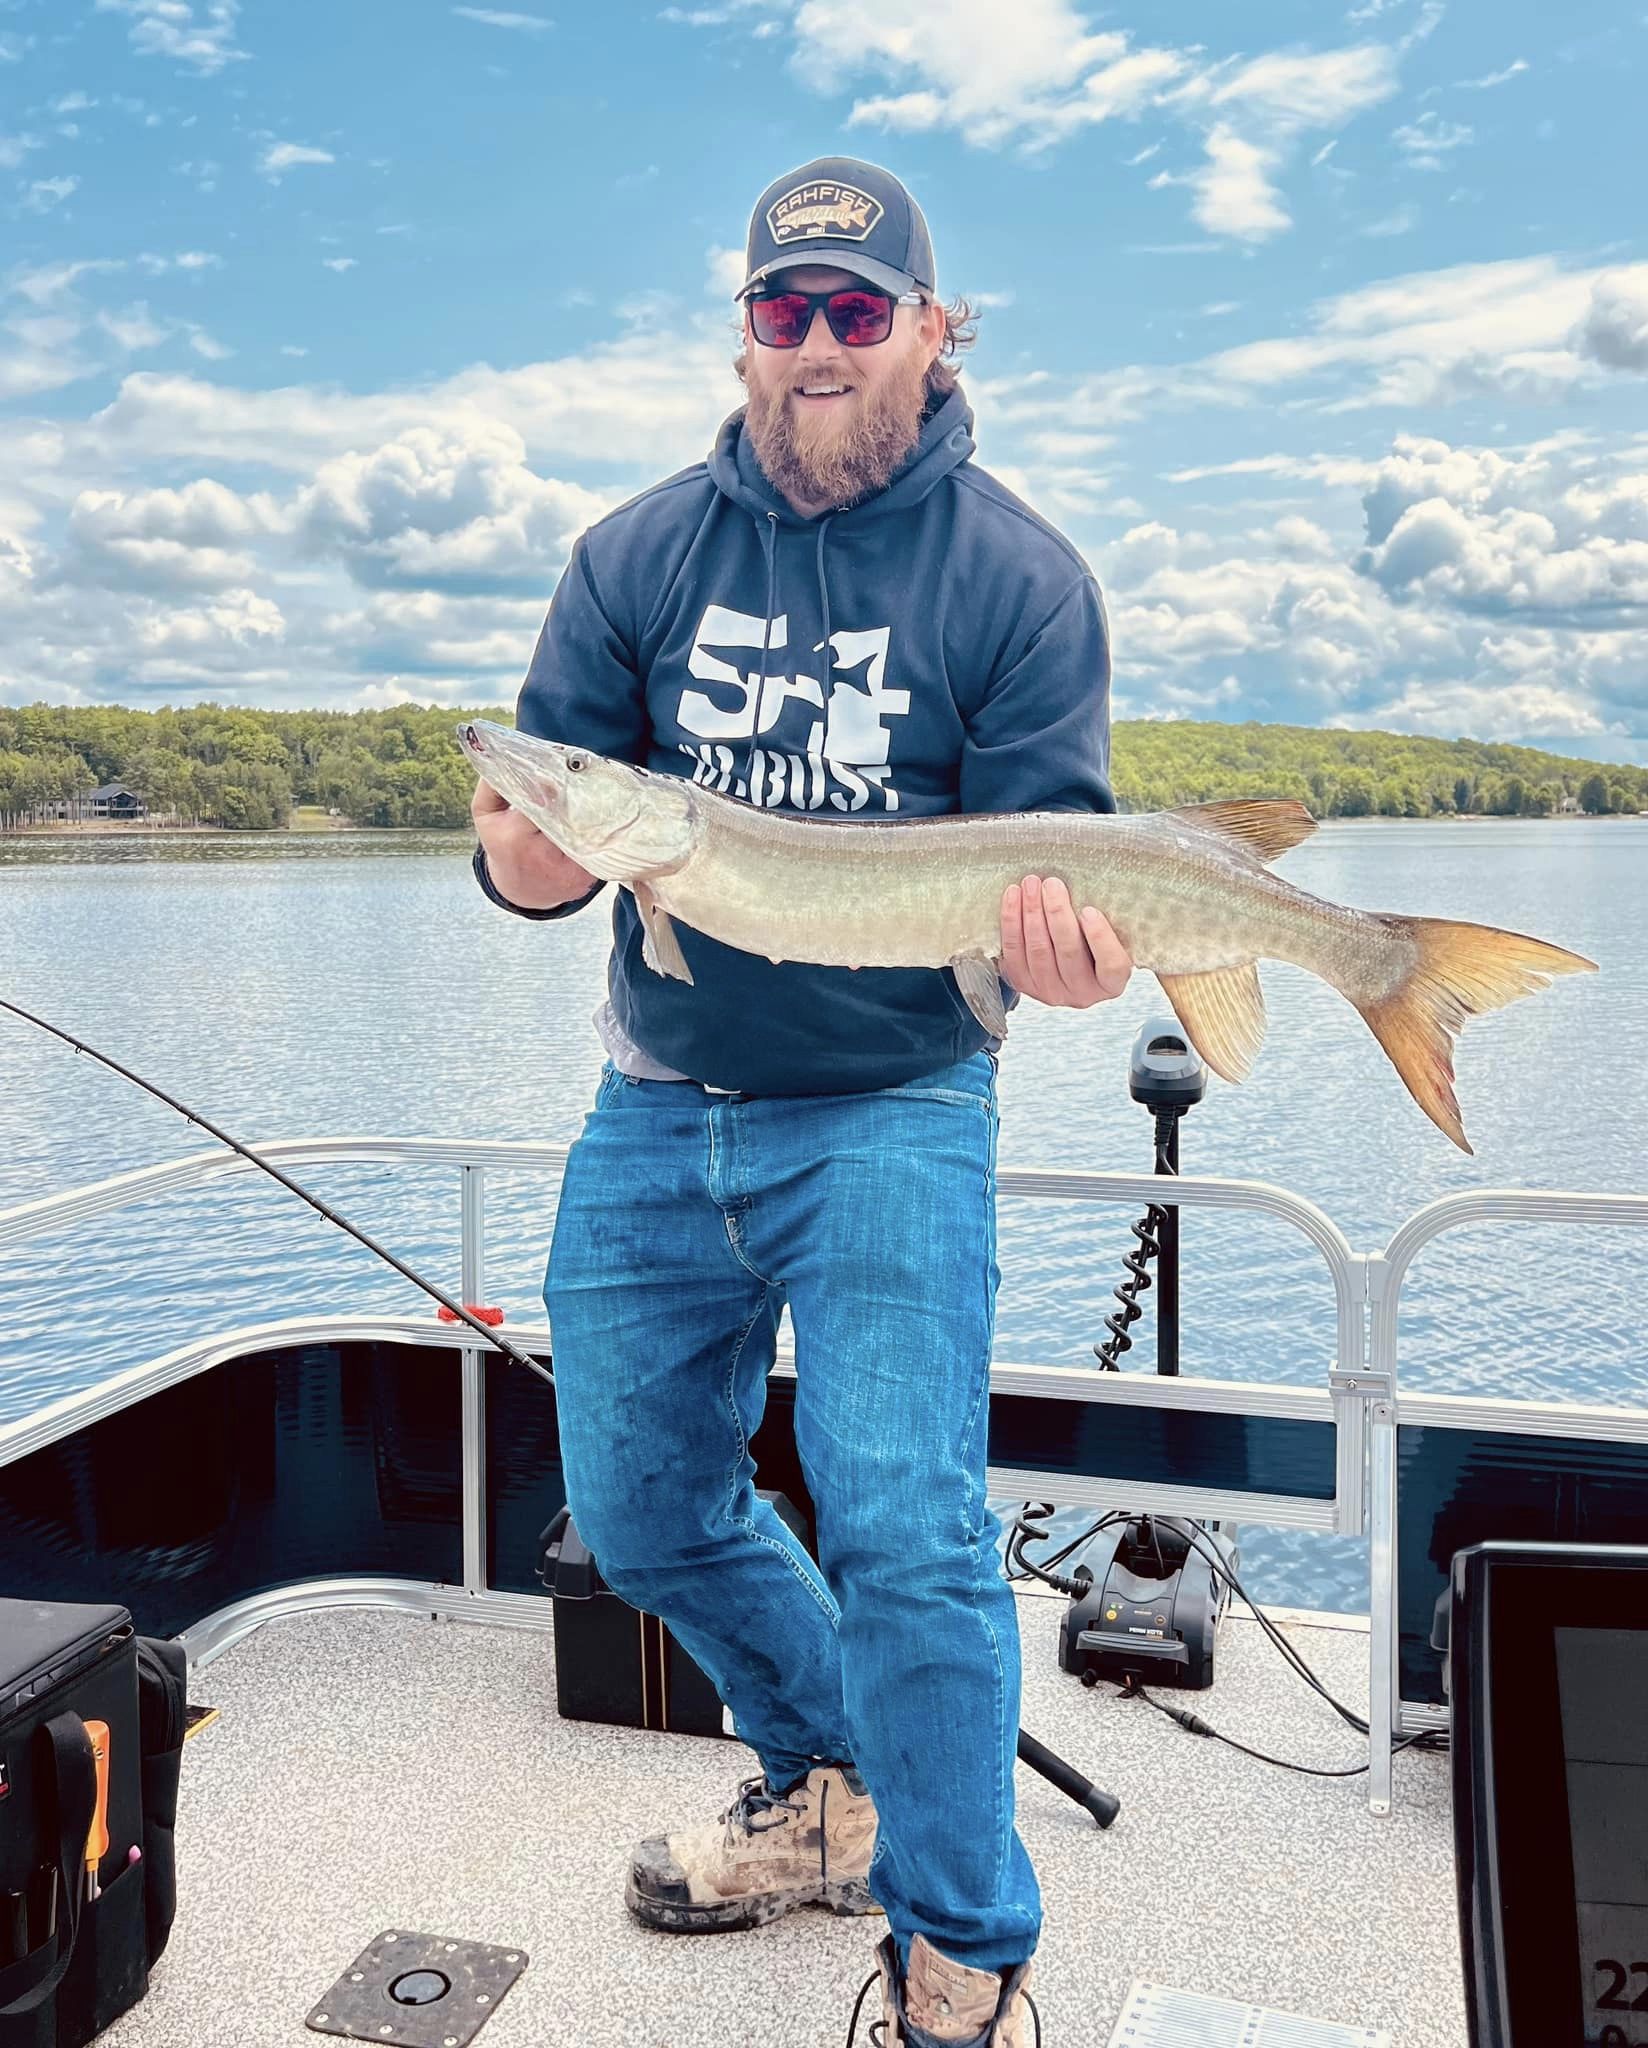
[484,384,1115,1096]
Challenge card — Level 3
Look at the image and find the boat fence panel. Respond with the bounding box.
[1372,1190,1648,1758]
[0,1340,468,1641]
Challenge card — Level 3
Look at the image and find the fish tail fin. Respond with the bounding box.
[1354,916,1596,1153]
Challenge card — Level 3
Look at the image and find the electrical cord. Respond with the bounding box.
[1093,1108,1179,1370]
[1006,1501,1449,1776]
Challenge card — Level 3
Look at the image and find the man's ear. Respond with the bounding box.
[918,296,946,360]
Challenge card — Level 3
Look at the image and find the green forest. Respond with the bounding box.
[0,700,1643,831]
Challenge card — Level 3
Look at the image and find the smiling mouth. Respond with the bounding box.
[793,383,854,403]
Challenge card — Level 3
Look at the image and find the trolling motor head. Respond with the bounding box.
[1129,1015,1207,1114]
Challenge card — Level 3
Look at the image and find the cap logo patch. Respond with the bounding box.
[768,180,883,246]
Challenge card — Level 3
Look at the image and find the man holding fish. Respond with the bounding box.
[466,152,1590,2048]
[471,155,1117,2046]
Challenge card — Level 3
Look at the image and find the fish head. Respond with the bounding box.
[456,719,699,880]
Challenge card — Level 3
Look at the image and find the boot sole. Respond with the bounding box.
[625,1874,884,1934]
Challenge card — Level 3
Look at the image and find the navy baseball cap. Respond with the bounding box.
[736,156,937,302]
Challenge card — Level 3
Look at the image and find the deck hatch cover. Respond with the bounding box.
[1105,1980,1390,2048]
[307,1929,527,2045]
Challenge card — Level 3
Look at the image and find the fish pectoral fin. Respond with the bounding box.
[1170,799,1317,863]
[1156,962,1266,1083]
[950,955,1009,1039]
[632,882,693,985]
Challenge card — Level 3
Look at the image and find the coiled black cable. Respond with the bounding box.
[1093,1108,1179,1370]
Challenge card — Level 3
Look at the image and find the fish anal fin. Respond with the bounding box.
[1156,962,1266,1084]
[950,955,1008,1039]
[1171,800,1317,863]
[633,881,693,985]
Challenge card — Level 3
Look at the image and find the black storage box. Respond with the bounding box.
[0,1600,186,2048]
[537,1491,811,1739]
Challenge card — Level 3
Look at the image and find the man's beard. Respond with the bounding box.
[740,347,930,510]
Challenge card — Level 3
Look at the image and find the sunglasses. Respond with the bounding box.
[745,284,925,349]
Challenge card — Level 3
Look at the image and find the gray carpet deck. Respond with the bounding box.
[105,1590,1461,2048]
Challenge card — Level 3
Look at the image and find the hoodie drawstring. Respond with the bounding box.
[757,510,779,705]
[814,515,834,698]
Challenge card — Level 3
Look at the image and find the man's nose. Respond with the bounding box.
[795,306,841,356]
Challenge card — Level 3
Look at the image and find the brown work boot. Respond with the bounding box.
[849,1931,1041,2047]
[625,1762,883,1933]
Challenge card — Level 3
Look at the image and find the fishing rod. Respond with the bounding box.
[0,997,556,1390]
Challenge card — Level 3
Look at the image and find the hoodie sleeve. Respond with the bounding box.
[473,536,649,922]
[958,572,1116,816]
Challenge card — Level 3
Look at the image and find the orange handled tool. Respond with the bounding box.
[83,1721,110,1902]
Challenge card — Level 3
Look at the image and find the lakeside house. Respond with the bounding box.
[87,781,147,819]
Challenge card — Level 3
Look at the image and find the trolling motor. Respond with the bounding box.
[1030,1017,1239,1692]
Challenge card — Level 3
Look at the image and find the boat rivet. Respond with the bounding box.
[477,1993,490,2004]
[445,1943,457,1952]
[506,1954,519,1963]
[381,2030,395,2039]
[315,2017,328,2028]
[351,1973,364,1982]
[384,1933,398,1943]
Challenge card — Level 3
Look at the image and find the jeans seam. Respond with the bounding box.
[959,1095,1009,1909]
[720,1289,840,1631]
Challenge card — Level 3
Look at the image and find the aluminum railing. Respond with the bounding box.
[4,1141,1644,1815]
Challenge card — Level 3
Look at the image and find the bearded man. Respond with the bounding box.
[470,155,1131,2048]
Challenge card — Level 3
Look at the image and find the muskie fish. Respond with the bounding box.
[458,719,1596,1153]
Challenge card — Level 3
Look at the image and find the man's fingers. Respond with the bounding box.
[471,779,509,819]
[999,881,1029,992]
[1037,876,1096,998]
[1080,904,1133,998]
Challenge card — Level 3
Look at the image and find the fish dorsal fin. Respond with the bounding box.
[1169,799,1317,863]
[1156,962,1267,1084]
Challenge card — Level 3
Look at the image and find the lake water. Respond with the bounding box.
[2,818,1645,1614]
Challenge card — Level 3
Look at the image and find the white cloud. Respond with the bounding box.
[704,244,746,299]
[1573,271,1648,374]
[23,177,79,213]
[777,6,1407,240]
[451,6,552,26]
[174,250,221,271]
[258,141,335,178]
[0,131,43,170]
[321,257,358,273]
[1358,435,1648,620]
[51,93,97,114]
[96,303,168,353]
[94,0,246,75]
[1456,58,1528,90]
[1183,126,1288,241]
[295,421,610,593]
[1391,110,1474,170]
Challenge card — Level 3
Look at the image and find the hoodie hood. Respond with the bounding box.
[707,383,976,528]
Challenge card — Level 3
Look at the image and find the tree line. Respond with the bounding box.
[0,702,1642,831]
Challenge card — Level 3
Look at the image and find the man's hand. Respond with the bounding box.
[471,778,599,912]
[1000,875,1132,1008]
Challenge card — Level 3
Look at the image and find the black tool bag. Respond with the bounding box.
[0,1600,187,2048]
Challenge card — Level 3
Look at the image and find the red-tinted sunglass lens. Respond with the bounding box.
[828,292,893,345]
[750,295,812,347]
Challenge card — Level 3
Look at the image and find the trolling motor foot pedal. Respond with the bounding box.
[306,1930,528,2045]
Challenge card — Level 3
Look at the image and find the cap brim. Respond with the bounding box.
[736,248,926,301]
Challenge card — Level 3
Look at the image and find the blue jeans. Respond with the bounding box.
[544,1050,1041,1975]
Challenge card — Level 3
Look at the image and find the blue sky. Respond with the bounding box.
[3,0,1647,761]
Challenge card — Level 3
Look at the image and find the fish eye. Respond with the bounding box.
[567,754,587,773]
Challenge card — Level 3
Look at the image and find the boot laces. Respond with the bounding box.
[723,1771,805,1835]
[842,1966,1044,2048]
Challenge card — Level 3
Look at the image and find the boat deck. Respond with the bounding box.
[103,1583,1463,2048]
